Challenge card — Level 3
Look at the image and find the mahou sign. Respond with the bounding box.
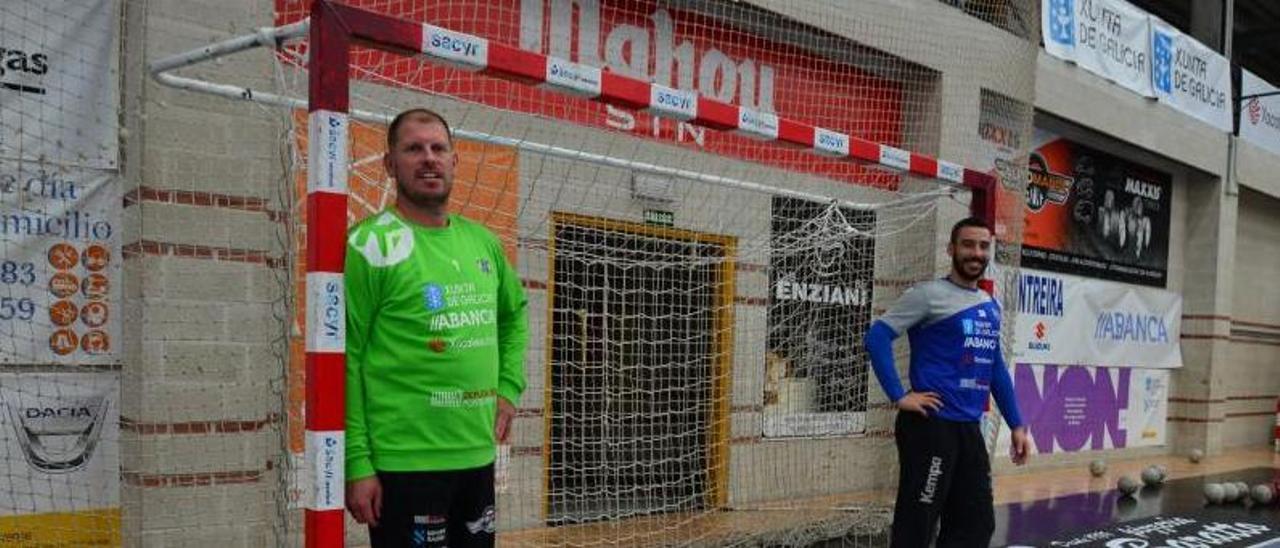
[277,0,909,186]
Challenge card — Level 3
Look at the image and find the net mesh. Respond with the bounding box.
[274,1,1036,545]
[1,1,125,545]
[2,0,297,545]
[1,0,1038,545]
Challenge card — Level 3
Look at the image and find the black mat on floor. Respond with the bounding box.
[994,467,1280,546]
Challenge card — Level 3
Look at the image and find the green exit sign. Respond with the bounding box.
[643,209,674,226]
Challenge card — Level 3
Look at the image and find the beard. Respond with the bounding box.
[396,177,450,209]
[951,255,988,282]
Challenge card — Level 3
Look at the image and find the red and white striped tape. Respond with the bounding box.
[344,4,993,189]
[413,17,989,188]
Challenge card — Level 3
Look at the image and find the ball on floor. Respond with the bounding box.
[1089,460,1107,477]
[1222,483,1240,502]
[1204,483,1225,504]
[1155,464,1168,481]
[1189,449,1204,463]
[1252,484,1275,505]
[1141,466,1163,486]
[1117,476,1141,496]
[1236,482,1251,501]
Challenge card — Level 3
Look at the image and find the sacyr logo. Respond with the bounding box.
[349,212,413,267]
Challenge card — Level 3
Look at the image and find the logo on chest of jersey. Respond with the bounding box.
[977,306,1001,321]
[429,309,497,331]
[962,317,999,338]
[476,258,492,275]
[423,283,446,311]
[962,353,995,366]
[428,389,497,408]
[351,213,414,267]
[963,336,998,350]
[422,282,496,313]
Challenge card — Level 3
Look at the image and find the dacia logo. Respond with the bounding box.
[24,406,91,419]
[349,212,414,267]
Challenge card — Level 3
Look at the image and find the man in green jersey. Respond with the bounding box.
[344,108,529,547]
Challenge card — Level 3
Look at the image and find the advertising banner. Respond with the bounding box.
[0,162,121,365]
[997,363,1167,455]
[0,0,120,169]
[1018,514,1280,547]
[764,197,875,438]
[1240,70,1280,157]
[1014,267,1182,368]
[0,372,120,545]
[1023,129,1171,287]
[1042,0,1153,97]
[975,90,1031,261]
[1150,18,1233,132]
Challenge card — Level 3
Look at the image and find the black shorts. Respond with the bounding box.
[369,464,496,548]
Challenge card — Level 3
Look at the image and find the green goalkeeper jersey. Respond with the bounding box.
[344,210,528,480]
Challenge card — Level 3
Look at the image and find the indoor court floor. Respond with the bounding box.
[493,447,1280,547]
[995,447,1280,546]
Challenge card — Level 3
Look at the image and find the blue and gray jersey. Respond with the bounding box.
[864,278,1023,426]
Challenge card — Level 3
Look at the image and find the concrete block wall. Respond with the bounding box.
[1221,188,1280,448]
[120,0,293,545]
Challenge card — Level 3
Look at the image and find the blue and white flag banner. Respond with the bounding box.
[1042,0,1233,133]
[1042,0,1154,97]
[1148,18,1233,132]
[1240,70,1280,157]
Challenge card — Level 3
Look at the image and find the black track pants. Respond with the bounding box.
[890,412,995,548]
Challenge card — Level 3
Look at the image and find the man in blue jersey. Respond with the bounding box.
[865,217,1031,547]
